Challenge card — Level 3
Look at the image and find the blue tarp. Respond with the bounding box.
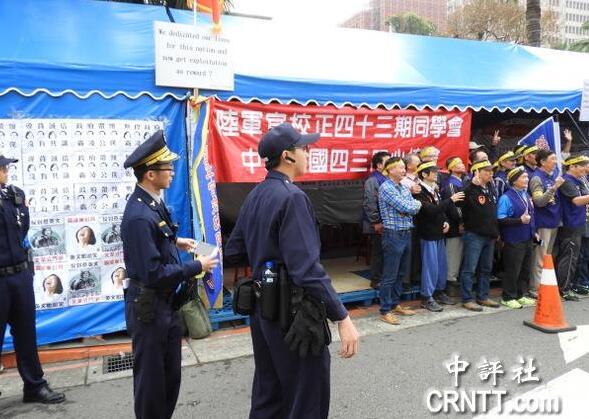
[1,0,588,111]
[0,92,189,351]
[0,0,587,349]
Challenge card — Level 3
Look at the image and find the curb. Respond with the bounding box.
[0,299,520,399]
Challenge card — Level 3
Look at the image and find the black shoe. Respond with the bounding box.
[23,385,66,404]
[421,298,443,312]
[434,291,456,305]
[572,286,589,296]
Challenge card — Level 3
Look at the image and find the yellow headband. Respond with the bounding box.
[447,157,462,171]
[136,146,179,167]
[470,160,492,172]
[419,146,439,159]
[497,151,516,164]
[382,160,404,174]
[522,145,539,156]
[514,145,527,155]
[563,155,589,166]
[416,161,438,174]
[507,166,525,181]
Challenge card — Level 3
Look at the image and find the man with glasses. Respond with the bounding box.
[121,130,218,419]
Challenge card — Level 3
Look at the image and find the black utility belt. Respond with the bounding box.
[127,279,175,324]
[0,261,30,277]
[233,262,294,329]
[128,279,174,298]
[232,262,332,358]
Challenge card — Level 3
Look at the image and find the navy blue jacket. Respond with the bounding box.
[560,174,589,229]
[121,186,201,290]
[499,188,535,244]
[441,175,464,238]
[530,168,561,229]
[0,184,30,267]
[225,171,347,321]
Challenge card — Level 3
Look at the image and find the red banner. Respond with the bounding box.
[208,99,471,182]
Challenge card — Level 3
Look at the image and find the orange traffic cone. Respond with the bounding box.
[524,255,576,333]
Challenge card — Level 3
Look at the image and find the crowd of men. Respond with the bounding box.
[362,130,589,325]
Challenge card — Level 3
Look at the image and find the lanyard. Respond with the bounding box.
[513,189,530,214]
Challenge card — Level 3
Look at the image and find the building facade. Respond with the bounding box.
[341,0,447,33]
[447,0,589,44]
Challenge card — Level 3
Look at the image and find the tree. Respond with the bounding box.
[447,0,557,46]
[385,12,436,36]
[568,21,589,52]
[447,0,526,43]
[526,0,541,47]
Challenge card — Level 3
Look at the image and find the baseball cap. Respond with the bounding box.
[258,123,319,159]
[0,154,18,167]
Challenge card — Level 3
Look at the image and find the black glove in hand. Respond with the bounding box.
[284,297,328,358]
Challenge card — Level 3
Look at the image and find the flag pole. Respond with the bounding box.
[193,0,197,26]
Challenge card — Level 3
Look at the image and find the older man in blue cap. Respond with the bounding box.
[226,123,359,419]
[0,154,65,404]
[121,130,218,419]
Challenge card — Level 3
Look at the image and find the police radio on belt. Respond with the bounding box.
[261,261,279,320]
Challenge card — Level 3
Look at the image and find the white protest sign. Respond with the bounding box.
[581,79,589,122]
[154,21,233,91]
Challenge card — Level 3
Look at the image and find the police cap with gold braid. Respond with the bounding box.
[123,130,179,169]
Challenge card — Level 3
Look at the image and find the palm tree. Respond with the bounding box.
[526,0,541,47]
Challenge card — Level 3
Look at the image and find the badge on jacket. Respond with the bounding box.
[478,195,486,205]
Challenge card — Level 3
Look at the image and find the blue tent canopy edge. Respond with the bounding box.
[0,0,587,112]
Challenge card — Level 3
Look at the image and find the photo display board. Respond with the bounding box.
[0,119,164,310]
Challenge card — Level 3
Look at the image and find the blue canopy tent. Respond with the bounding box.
[1,0,588,349]
[2,0,588,112]
[194,15,589,112]
[0,0,195,350]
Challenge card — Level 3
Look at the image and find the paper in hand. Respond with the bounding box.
[193,241,218,257]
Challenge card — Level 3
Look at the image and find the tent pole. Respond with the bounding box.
[565,110,589,148]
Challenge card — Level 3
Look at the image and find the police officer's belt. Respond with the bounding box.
[128,278,174,298]
[0,261,30,277]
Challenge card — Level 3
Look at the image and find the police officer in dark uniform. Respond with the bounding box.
[121,131,218,419]
[0,154,65,404]
[225,123,359,419]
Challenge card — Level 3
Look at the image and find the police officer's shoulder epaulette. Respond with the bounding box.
[136,196,160,212]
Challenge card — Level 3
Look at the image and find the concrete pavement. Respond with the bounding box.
[1,297,588,418]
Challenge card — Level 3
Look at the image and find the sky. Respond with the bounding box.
[231,0,370,27]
